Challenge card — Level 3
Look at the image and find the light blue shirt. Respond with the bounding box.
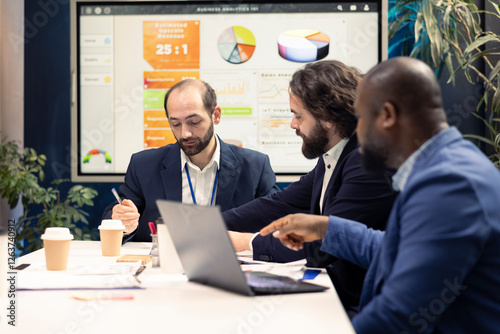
[392,128,449,192]
[321,126,500,333]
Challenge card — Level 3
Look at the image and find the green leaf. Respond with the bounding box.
[444,52,454,83]
[471,113,498,135]
[74,229,83,239]
[489,60,500,84]
[82,192,94,199]
[492,88,500,117]
[389,12,413,40]
[464,34,500,54]
[443,5,461,46]
[71,185,83,192]
[483,0,500,19]
[415,12,423,43]
[464,134,495,146]
[421,0,441,68]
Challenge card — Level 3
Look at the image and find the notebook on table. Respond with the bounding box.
[156,199,329,296]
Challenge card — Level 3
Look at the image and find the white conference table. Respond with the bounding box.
[4,241,354,333]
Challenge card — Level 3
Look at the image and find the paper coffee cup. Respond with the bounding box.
[41,227,74,271]
[98,220,125,257]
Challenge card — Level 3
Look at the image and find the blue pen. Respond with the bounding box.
[111,188,122,204]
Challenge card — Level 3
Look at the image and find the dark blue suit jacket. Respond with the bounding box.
[102,139,279,242]
[223,135,397,308]
[321,128,500,333]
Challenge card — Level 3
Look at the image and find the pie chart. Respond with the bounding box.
[218,26,256,64]
[278,29,330,62]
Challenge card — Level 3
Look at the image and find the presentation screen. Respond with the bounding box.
[71,0,387,182]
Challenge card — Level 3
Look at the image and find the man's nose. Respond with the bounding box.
[181,125,193,139]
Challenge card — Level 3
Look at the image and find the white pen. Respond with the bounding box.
[111,188,122,204]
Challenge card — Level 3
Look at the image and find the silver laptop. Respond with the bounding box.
[156,199,329,296]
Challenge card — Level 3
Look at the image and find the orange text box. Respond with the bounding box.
[144,110,169,128]
[144,71,199,90]
[144,129,177,148]
[144,21,200,70]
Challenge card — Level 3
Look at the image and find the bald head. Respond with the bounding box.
[355,57,450,171]
[361,57,447,131]
[164,79,217,117]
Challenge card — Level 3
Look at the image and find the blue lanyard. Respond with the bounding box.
[185,162,219,206]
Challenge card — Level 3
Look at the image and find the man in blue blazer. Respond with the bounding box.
[103,79,279,242]
[225,61,397,311]
[261,57,500,333]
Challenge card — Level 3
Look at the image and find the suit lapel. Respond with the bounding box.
[161,144,182,201]
[215,140,240,211]
[321,135,358,210]
[311,158,326,214]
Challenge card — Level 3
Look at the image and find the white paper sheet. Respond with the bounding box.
[17,262,143,290]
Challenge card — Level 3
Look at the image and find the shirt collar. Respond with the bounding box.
[392,129,448,192]
[181,135,221,173]
[323,138,349,168]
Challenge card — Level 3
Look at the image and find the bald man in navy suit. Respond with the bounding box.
[103,79,279,242]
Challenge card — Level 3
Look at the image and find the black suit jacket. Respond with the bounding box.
[103,139,279,242]
[223,135,397,309]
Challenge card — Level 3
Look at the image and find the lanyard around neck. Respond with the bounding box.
[184,162,219,206]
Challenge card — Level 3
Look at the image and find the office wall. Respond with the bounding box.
[23,0,488,234]
[23,0,118,233]
[1,0,24,231]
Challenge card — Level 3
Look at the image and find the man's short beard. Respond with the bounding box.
[299,121,330,159]
[177,122,214,156]
[360,131,391,174]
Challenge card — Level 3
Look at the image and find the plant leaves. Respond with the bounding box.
[492,86,500,117]
[471,112,498,136]
[464,134,495,146]
[415,12,423,42]
[464,33,500,54]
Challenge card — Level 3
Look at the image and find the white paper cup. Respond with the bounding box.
[98,220,125,256]
[41,227,74,271]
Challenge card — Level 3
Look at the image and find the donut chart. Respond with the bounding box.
[218,26,256,64]
[278,29,330,62]
[83,149,112,163]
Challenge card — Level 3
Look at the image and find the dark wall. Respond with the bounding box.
[387,0,485,137]
[23,0,490,234]
[24,0,119,232]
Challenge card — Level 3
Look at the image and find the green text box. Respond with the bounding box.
[144,90,167,109]
[221,107,252,115]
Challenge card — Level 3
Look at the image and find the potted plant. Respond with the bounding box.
[388,0,500,167]
[0,133,98,255]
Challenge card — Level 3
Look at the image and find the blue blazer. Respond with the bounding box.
[102,139,279,242]
[223,135,397,308]
[321,128,500,333]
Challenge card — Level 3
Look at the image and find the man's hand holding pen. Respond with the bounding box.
[112,199,140,233]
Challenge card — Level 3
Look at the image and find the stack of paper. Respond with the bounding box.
[17,262,143,290]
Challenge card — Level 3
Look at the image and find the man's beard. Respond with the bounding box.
[298,121,330,159]
[177,123,214,156]
[361,129,391,174]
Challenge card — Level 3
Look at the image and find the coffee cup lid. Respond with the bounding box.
[41,227,74,240]
[99,219,125,230]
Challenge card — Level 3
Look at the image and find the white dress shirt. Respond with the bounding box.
[319,138,349,214]
[180,136,221,206]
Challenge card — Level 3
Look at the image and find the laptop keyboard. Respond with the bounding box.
[246,272,300,290]
[244,271,328,294]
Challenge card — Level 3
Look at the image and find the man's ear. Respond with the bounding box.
[321,119,335,130]
[378,101,398,130]
[212,106,222,125]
